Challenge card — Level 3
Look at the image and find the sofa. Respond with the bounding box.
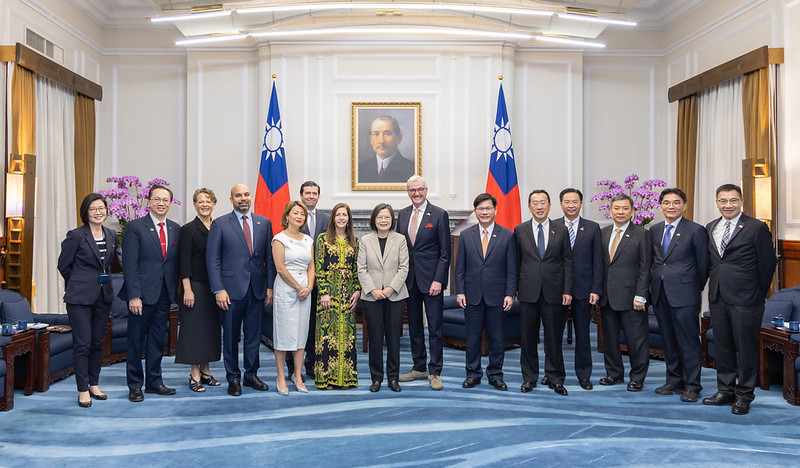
[0,335,10,411]
[441,294,521,355]
[595,305,665,360]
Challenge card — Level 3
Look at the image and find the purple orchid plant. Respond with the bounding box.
[589,174,666,225]
[97,176,180,233]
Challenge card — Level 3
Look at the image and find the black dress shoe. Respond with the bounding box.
[655,383,685,395]
[89,391,108,400]
[599,376,624,386]
[145,385,177,396]
[490,380,508,391]
[579,380,593,390]
[243,377,269,391]
[78,398,92,408]
[680,389,701,403]
[520,382,535,393]
[462,377,480,388]
[228,380,242,396]
[549,382,569,396]
[702,392,735,406]
[370,381,381,392]
[626,381,644,392]
[388,380,402,392]
[732,399,751,415]
[541,376,549,386]
[128,388,144,402]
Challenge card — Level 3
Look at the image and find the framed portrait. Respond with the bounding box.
[351,102,421,191]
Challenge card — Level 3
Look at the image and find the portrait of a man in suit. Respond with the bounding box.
[352,104,420,189]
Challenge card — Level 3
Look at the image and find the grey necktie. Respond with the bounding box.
[719,220,731,255]
[537,224,545,258]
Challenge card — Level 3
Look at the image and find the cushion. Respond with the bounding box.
[763,299,793,326]
[769,289,800,321]
[1,297,34,323]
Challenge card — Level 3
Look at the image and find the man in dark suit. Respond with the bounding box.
[599,194,652,392]
[397,175,451,390]
[649,188,709,403]
[556,188,603,390]
[455,193,517,391]
[358,115,415,184]
[289,180,329,379]
[119,184,181,402]
[515,190,572,395]
[702,183,776,415]
[207,184,275,397]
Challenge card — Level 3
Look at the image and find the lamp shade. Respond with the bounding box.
[754,177,772,220]
[6,172,24,218]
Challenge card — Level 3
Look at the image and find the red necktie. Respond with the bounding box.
[242,215,253,255]
[158,222,166,258]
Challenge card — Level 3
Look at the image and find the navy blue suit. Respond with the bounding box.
[706,213,776,402]
[514,219,573,385]
[649,217,709,393]
[555,216,603,383]
[118,215,180,390]
[206,211,275,383]
[396,203,451,376]
[57,224,117,392]
[455,223,517,383]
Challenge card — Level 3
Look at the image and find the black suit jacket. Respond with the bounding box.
[118,215,181,304]
[358,152,415,184]
[396,202,451,291]
[514,219,573,304]
[555,216,603,300]
[600,223,651,311]
[455,224,517,307]
[57,224,117,305]
[649,218,709,307]
[706,213,776,307]
[300,209,329,244]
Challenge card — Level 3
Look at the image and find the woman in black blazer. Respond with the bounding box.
[57,193,117,408]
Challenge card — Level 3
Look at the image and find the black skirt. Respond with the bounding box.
[175,280,221,365]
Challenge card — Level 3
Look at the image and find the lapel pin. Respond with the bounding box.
[257,221,261,225]
[625,234,630,238]
[738,224,743,229]
[492,234,497,238]
[676,233,681,236]
[580,227,584,231]
[149,228,154,231]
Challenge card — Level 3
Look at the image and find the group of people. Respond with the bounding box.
[56,175,776,416]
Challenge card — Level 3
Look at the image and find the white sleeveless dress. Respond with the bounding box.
[272,231,313,351]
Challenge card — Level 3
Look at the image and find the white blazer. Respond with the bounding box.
[357,231,409,302]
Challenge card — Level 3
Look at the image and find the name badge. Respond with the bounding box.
[99,273,110,284]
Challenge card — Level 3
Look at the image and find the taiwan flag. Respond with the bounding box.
[486,83,521,230]
[254,80,290,235]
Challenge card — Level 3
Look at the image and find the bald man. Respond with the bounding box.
[207,184,276,396]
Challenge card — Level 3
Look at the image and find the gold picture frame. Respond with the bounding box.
[351,102,421,191]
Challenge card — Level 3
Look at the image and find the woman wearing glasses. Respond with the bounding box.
[57,193,118,407]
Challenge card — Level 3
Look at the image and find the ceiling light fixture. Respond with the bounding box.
[237,3,554,17]
[249,26,532,40]
[536,35,605,48]
[175,33,247,45]
[556,12,637,27]
[151,10,231,22]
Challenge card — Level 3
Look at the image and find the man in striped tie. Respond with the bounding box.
[455,193,517,391]
[703,184,776,415]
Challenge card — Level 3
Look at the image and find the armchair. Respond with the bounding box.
[441,295,521,355]
[595,305,665,360]
[0,335,10,411]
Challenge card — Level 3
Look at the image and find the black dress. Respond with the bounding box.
[175,217,221,365]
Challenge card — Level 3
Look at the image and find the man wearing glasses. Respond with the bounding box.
[649,188,709,403]
[397,175,451,390]
[119,185,181,402]
[702,184,776,415]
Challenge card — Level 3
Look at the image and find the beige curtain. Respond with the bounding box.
[74,94,96,226]
[11,65,36,156]
[676,95,698,220]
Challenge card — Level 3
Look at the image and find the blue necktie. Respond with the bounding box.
[662,224,673,255]
[537,224,545,258]
[568,221,576,249]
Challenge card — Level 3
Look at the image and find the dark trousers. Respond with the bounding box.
[520,299,566,384]
[221,284,262,383]
[653,287,702,392]
[126,282,169,390]
[364,298,404,382]
[406,284,444,376]
[286,287,318,375]
[66,290,111,392]
[570,299,593,382]
[464,298,505,382]
[709,298,764,402]
[600,305,649,383]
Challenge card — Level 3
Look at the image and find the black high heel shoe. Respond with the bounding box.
[78,398,92,408]
[200,372,220,386]
[189,376,206,392]
[89,391,108,400]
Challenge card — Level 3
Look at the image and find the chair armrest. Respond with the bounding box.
[791,333,800,345]
[0,336,10,347]
[32,313,70,326]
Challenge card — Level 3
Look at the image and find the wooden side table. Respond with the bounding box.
[759,326,800,405]
[1,329,36,411]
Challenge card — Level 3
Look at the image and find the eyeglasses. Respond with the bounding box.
[660,201,684,207]
[150,197,171,204]
[375,215,392,221]
[407,187,427,194]
[88,207,106,213]
[475,207,495,212]
[716,198,740,205]
[529,201,549,207]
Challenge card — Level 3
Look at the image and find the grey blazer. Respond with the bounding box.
[357,231,410,302]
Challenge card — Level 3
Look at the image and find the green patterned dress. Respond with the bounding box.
[314,233,361,388]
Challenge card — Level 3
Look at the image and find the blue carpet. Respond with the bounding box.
[2,326,800,467]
